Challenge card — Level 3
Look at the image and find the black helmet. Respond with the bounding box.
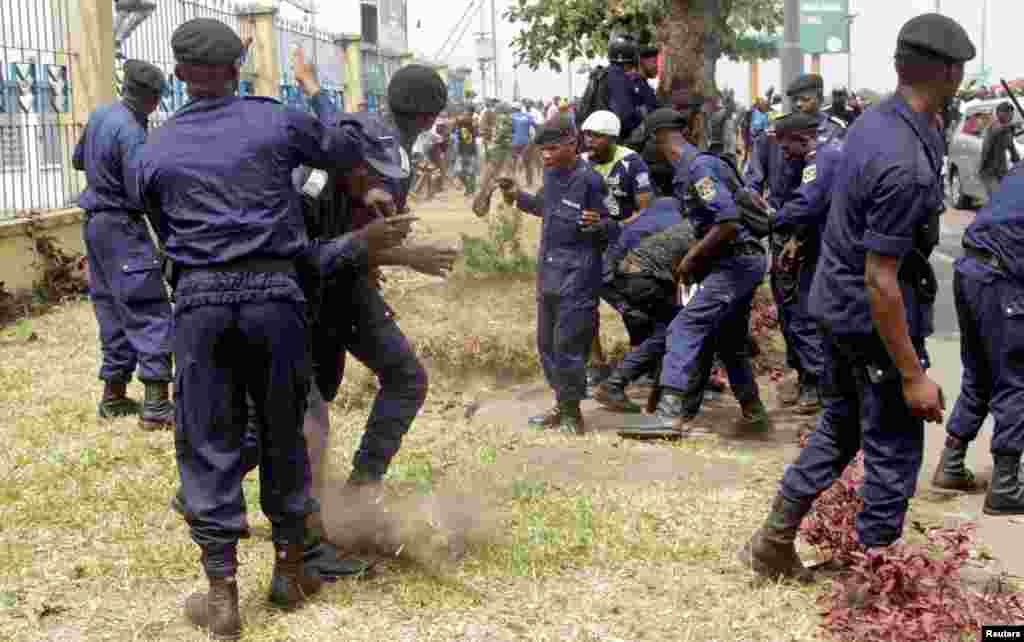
[608,33,639,65]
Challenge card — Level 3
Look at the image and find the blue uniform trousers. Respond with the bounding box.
[173,272,312,578]
[946,257,1024,454]
[778,260,826,382]
[781,331,927,547]
[608,274,678,381]
[660,252,766,403]
[538,294,598,403]
[240,280,428,482]
[83,211,172,383]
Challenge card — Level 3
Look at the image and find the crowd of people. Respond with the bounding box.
[70,8,1024,639]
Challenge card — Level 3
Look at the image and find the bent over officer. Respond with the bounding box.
[136,19,408,638]
[74,60,174,430]
[741,13,974,582]
[622,109,771,439]
[499,116,611,435]
[930,163,1024,513]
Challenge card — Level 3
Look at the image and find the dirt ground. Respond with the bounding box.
[0,190,1009,641]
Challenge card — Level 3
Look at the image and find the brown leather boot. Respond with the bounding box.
[98,380,140,419]
[184,576,241,640]
[738,493,814,583]
[268,542,323,610]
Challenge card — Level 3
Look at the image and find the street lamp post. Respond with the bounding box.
[781,0,802,112]
[845,13,858,91]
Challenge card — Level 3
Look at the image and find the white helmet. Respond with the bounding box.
[581,110,621,137]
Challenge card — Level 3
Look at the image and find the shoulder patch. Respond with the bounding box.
[694,175,717,203]
[802,164,817,184]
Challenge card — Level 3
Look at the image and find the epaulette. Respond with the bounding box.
[828,115,848,129]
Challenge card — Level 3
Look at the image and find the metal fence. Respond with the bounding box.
[275,16,345,113]
[0,0,80,220]
[120,0,256,127]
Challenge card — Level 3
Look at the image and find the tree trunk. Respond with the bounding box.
[657,0,707,100]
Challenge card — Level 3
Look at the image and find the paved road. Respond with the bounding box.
[922,208,1024,577]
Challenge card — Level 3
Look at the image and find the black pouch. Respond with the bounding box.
[899,249,938,305]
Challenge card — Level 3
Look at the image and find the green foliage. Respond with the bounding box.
[505,0,783,71]
[460,204,534,275]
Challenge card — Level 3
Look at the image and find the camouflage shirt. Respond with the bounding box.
[491,110,514,155]
[624,222,697,284]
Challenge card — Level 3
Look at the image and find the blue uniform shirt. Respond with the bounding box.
[606,65,643,142]
[602,196,683,282]
[74,102,149,213]
[963,162,1024,283]
[808,93,945,339]
[634,77,659,116]
[137,93,361,267]
[517,159,611,297]
[774,138,844,235]
[815,112,848,145]
[744,129,803,210]
[510,112,535,146]
[584,146,653,222]
[673,144,758,245]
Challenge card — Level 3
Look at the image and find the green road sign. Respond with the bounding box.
[800,0,850,55]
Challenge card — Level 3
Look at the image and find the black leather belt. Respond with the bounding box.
[184,257,295,275]
[730,241,766,257]
[963,245,1004,272]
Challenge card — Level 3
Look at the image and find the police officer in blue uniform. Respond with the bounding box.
[74,60,174,430]
[620,108,772,438]
[930,163,1024,512]
[769,111,845,415]
[594,197,690,412]
[741,13,974,581]
[786,73,847,145]
[605,34,645,145]
[635,45,660,118]
[498,116,611,435]
[136,19,411,638]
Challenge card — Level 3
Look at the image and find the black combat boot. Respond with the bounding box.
[97,380,140,419]
[557,400,585,435]
[617,389,691,439]
[739,492,815,582]
[795,379,821,415]
[302,508,373,580]
[139,381,174,431]
[594,372,642,413]
[733,395,774,437]
[931,435,983,493]
[528,405,562,429]
[269,542,323,610]
[983,452,1024,516]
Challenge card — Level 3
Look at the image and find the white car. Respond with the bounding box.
[947,98,1024,208]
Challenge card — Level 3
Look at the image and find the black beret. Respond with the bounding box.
[171,18,244,65]
[533,115,576,146]
[773,111,821,136]
[646,108,687,133]
[388,65,448,115]
[997,102,1014,113]
[123,59,166,95]
[897,13,976,64]
[638,45,660,59]
[786,74,824,97]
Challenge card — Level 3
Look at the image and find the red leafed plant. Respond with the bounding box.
[798,453,1024,641]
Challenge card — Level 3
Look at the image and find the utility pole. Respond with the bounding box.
[934,0,941,12]
[845,13,858,91]
[980,0,988,83]
[490,0,499,99]
[781,0,803,112]
[568,54,573,101]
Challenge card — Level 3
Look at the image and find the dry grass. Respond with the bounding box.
[0,193,994,642]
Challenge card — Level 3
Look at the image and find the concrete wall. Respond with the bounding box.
[0,208,85,293]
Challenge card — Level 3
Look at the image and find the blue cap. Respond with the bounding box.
[335,112,409,180]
